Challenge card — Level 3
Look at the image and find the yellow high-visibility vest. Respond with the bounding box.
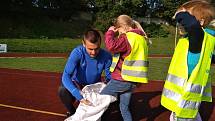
[110,32,148,83]
[161,32,215,118]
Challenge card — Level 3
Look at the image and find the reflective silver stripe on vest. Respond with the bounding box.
[203,91,212,97]
[163,88,201,110]
[178,100,200,110]
[162,88,181,102]
[203,81,212,97]
[166,74,186,87]
[110,62,117,69]
[167,74,211,97]
[185,83,202,94]
[111,54,120,70]
[123,60,149,67]
[206,81,211,88]
[186,82,212,97]
[122,69,147,78]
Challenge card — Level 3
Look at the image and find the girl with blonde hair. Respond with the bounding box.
[100,14,149,121]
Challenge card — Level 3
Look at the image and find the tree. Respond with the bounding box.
[0,0,35,17]
[92,0,190,31]
[92,0,148,32]
[0,0,89,20]
[147,0,187,23]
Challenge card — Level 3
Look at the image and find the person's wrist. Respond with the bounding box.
[72,89,83,101]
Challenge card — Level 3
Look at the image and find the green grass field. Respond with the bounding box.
[0,58,66,72]
[0,36,176,54]
[0,25,214,85]
[0,38,82,53]
[0,25,176,55]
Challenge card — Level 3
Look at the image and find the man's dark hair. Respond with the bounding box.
[83,29,101,43]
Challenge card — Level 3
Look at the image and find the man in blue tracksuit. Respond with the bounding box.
[58,29,112,117]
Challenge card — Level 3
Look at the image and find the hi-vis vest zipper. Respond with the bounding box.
[110,32,148,83]
[161,32,215,118]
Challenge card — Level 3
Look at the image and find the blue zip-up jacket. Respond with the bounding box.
[62,45,112,100]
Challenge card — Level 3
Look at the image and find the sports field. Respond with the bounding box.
[0,31,215,121]
[0,67,215,121]
[0,53,215,121]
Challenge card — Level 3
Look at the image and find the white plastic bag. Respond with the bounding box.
[65,82,117,121]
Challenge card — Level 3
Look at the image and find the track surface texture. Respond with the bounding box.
[0,53,215,121]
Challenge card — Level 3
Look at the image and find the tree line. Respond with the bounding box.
[0,0,190,22]
[0,0,214,38]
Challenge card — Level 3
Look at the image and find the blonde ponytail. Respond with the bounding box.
[133,20,147,37]
[133,20,152,45]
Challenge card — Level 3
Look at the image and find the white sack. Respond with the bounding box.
[65,82,117,121]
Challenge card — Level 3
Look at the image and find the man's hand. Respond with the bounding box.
[80,99,93,106]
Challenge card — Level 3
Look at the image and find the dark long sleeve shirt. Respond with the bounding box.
[175,12,204,75]
[176,12,215,73]
[175,12,204,53]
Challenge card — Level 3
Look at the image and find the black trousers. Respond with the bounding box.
[58,84,76,114]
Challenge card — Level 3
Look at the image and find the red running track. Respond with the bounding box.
[0,68,215,121]
[0,68,66,121]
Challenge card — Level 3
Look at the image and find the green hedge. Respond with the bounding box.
[0,17,90,39]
